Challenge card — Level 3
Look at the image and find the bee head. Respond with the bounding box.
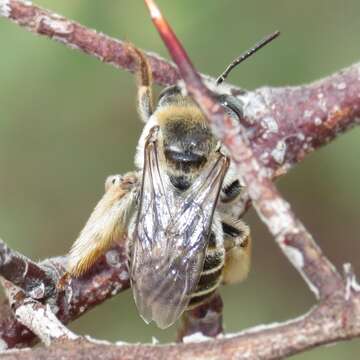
[155,86,217,178]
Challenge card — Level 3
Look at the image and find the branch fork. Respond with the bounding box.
[0,0,360,359]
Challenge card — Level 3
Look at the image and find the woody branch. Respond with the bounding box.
[0,240,130,350]
[0,0,360,358]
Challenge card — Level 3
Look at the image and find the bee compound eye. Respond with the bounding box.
[217,94,244,121]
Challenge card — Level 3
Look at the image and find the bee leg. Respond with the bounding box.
[178,292,223,341]
[221,217,251,285]
[127,44,154,123]
[67,172,138,277]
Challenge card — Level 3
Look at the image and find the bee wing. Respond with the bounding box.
[130,127,229,328]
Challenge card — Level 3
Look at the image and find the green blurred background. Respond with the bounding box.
[0,1,359,358]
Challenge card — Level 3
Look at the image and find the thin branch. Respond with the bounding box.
[241,66,360,179]
[1,291,360,360]
[2,280,78,346]
[0,0,179,86]
[0,242,129,350]
[0,239,55,299]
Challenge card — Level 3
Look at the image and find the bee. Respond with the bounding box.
[67,33,279,329]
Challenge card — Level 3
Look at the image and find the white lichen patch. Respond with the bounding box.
[314,117,322,126]
[0,348,31,355]
[65,283,73,304]
[52,35,80,50]
[0,338,8,352]
[182,332,212,344]
[259,151,270,165]
[259,198,293,237]
[335,82,346,90]
[15,304,78,346]
[297,133,305,141]
[224,310,312,340]
[302,275,320,299]
[119,270,129,281]
[261,116,279,133]
[22,260,29,278]
[50,304,60,315]
[105,250,121,268]
[344,263,360,300]
[85,335,114,346]
[247,181,263,201]
[303,110,314,118]
[318,98,328,112]
[280,242,304,268]
[38,15,73,34]
[241,92,267,124]
[28,282,45,299]
[0,0,10,18]
[258,166,273,179]
[271,140,287,164]
[111,283,123,295]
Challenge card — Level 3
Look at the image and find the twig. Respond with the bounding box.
[0,0,179,86]
[0,243,129,350]
[0,239,55,299]
[1,293,360,360]
[1,280,78,346]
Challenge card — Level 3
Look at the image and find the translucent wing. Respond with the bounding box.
[130,127,229,328]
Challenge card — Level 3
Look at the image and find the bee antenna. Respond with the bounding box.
[216,30,280,86]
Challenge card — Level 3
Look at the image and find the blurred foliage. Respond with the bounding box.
[0,1,359,358]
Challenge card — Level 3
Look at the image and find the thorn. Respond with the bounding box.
[143,0,202,88]
[144,0,162,19]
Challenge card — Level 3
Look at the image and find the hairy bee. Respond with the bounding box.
[66,37,290,328]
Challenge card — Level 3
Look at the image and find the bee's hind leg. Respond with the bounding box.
[221,216,251,285]
[127,44,154,123]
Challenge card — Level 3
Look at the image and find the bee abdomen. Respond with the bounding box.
[188,249,224,309]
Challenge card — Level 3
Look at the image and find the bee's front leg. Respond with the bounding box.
[67,172,139,277]
[221,216,251,285]
[126,44,154,123]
